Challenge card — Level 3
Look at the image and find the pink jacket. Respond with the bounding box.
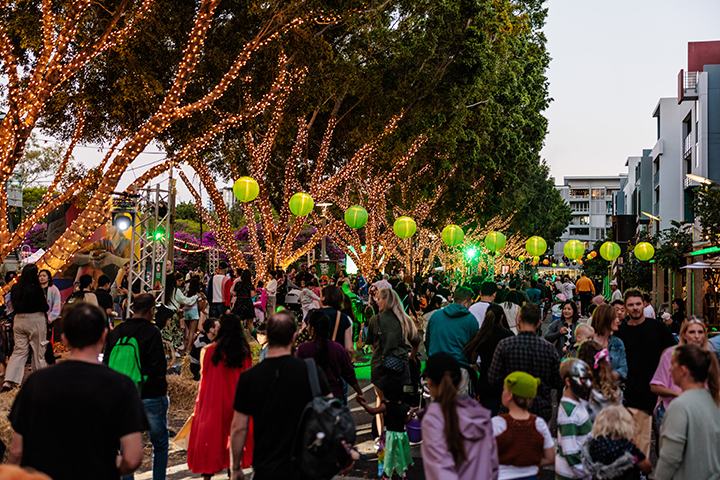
[421,396,499,480]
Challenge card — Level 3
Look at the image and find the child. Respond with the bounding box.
[299,280,320,322]
[357,382,418,479]
[556,359,594,480]
[581,406,653,480]
[552,294,567,322]
[563,324,595,360]
[577,340,623,421]
[492,372,555,480]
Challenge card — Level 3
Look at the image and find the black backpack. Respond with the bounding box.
[293,359,356,480]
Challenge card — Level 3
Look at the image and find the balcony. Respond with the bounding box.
[653,203,660,216]
[678,69,699,103]
[683,133,693,159]
[653,170,660,186]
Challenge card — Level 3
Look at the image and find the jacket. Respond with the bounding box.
[425,304,479,367]
[422,396,499,480]
[103,317,167,399]
[366,310,422,378]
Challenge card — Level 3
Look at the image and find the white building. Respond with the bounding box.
[554,176,623,257]
[221,187,237,211]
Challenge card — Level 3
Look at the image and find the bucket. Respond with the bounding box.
[406,417,422,443]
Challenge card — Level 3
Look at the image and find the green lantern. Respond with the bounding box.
[634,242,655,261]
[518,255,526,262]
[442,225,464,246]
[289,192,314,217]
[393,217,417,238]
[533,255,540,263]
[563,239,585,260]
[484,231,507,252]
[559,262,565,267]
[552,263,557,267]
[600,241,621,261]
[233,176,259,202]
[526,236,547,256]
[344,206,368,229]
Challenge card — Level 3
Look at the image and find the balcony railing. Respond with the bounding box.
[683,133,693,158]
[653,170,660,186]
[679,69,699,102]
[653,203,660,216]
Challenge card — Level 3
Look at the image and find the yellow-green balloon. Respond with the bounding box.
[442,225,464,246]
[344,206,368,229]
[393,217,417,239]
[552,263,557,267]
[600,241,621,261]
[233,176,259,202]
[533,256,540,263]
[563,239,585,260]
[559,262,565,267]
[518,255,526,262]
[484,231,507,252]
[526,236,547,256]
[634,242,655,261]
[289,192,314,217]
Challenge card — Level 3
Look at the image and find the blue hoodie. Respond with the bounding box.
[425,303,480,367]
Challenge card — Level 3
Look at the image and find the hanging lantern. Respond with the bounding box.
[289,192,314,217]
[600,241,621,261]
[393,217,417,239]
[484,231,507,252]
[533,255,540,263]
[559,262,565,267]
[589,250,597,259]
[344,206,368,229]
[441,225,465,246]
[526,236,547,256]
[579,260,584,265]
[518,255,526,262]
[542,259,549,265]
[233,176,260,202]
[564,239,585,260]
[532,260,538,266]
[552,263,557,267]
[634,242,655,261]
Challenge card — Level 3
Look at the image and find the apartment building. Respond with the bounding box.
[554,176,623,256]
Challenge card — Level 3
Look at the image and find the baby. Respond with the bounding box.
[563,323,594,360]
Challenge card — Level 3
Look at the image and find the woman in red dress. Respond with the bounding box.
[188,313,253,478]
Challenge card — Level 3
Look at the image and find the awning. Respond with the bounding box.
[681,257,720,269]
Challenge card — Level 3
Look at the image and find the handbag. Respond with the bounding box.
[172,414,193,450]
[378,318,406,374]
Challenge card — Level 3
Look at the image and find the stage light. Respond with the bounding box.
[112,213,132,231]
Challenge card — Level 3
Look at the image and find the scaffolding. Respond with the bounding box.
[126,181,175,317]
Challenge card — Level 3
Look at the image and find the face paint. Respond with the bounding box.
[569,360,593,400]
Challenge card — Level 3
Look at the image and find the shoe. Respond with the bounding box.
[1,383,13,393]
[174,352,181,358]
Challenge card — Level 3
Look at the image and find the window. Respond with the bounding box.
[570,188,589,199]
[591,188,605,199]
[570,227,590,236]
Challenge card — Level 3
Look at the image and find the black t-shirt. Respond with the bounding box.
[315,307,352,344]
[9,361,148,480]
[616,318,676,412]
[384,401,411,432]
[96,289,114,312]
[233,355,330,480]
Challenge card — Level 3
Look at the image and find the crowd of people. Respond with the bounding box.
[2,260,720,480]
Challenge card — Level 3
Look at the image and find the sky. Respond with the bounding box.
[542,0,720,184]
[45,0,720,203]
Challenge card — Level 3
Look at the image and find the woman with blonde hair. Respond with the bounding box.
[365,288,422,434]
[650,317,707,429]
[581,405,653,479]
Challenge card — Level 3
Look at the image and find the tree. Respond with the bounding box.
[582,237,611,279]
[620,232,655,292]
[694,184,720,245]
[655,221,693,272]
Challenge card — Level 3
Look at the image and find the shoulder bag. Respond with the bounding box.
[378,316,406,374]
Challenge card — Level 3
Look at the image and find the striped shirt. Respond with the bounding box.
[556,397,592,480]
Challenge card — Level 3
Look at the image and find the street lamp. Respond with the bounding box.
[641,211,662,236]
[686,173,717,186]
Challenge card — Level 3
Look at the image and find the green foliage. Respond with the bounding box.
[694,185,720,245]
[21,186,48,219]
[582,237,611,278]
[175,202,198,222]
[655,221,693,271]
[620,231,655,292]
[16,135,66,186]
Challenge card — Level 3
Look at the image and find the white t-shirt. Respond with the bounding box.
[266,278,278,296]
[212,274,226,304]
[469,301,490,329]
[644,304,656,319]
[611,289,622,303]
[492,415,554,480]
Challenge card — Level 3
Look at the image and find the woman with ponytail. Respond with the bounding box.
[656,344,720,480]
[421,352,498,480]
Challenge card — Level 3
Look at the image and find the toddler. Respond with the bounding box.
[563,323,594,360]
[492,372,555,480]
[581,406,652,480]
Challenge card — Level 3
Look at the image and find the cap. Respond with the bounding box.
[556,293,566,302]
[504,371,541,399]
[609,280,618,286]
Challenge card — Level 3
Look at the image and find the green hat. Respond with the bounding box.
[504,371,541,399]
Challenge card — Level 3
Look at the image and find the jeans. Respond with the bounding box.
[124,396,169,480]
[210,302,225,319]
[656,403,667,431]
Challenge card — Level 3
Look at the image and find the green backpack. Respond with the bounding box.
[108,337,147,394]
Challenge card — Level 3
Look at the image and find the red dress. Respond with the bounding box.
[187,343,254,474]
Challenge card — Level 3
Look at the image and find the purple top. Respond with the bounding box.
[297,339,357,400]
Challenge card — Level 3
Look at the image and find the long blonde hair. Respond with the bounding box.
[378,288,418,343]
[679,317,708,349]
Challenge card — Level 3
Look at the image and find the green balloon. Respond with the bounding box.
[518,255,526,262]
[233,176,259,202]
[484,231,507,252]
[563,239,584,260]
[344,206,368,229]
[600,241,621,261]
[442,225,464,246]
[289,192,314,217]
[526,236,547,256]
[393,217,417,239]
[634,242,655,261]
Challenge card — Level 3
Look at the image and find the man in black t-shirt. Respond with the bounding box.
[96,275,114,318]
[615,288,675,458]
[230,311,330,480]
[8,303,147,479]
